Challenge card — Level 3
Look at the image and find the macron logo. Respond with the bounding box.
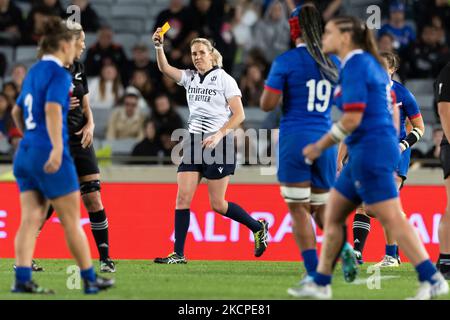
[75,73,82,80]
[218,167,224,174]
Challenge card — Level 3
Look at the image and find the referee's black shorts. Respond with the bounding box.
[178,133,236,180]
[69,138,100,178]
[440,143,450,179]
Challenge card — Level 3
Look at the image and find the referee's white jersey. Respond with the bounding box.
[177,66,242,134]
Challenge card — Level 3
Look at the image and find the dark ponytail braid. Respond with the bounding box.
[298,4,339,84]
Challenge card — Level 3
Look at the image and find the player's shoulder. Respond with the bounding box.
[70,60,85,74]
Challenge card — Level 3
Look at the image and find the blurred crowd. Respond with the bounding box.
[1,0,449,165]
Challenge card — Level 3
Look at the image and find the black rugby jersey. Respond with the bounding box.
[66,60,89,136]
[436,63,450,145]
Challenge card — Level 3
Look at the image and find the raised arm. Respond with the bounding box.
[152,28,183,83]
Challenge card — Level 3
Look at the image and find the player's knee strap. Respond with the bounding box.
[80,180,101,195]
[280,186,310,203]
[310,192,329,206]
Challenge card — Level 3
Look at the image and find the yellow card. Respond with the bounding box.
[160,22,171,36]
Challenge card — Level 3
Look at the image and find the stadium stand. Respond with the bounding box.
[0,0,447,166]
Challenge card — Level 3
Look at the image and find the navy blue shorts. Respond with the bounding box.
[334,137,400,205]
[277,132,337,189]
[13,143,79,199]
[177,133,236,180]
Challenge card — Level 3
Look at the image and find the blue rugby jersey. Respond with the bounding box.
[333,50,397,146]
[265,44,340,135]
[16,55,72,148]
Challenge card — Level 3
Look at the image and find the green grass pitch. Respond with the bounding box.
[0,259,448,300]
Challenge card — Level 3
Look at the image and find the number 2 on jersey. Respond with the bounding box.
[306,79,332,112]
[24,93,36,130]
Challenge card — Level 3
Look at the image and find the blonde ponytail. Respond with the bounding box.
[190,38,223,68]
[211,47,223,68]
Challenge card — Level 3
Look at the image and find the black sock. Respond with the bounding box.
[174,209,190,256]
[225,202,261,233]
[439,253,450,273]
[352,214,371,253]
[89,210,109,261]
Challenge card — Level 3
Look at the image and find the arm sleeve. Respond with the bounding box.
[436,63,450,103]
[176,69,195,89]
[341,59,367,112]
[404,89,421,120]
[264,57,285,94]
[46,70,71,106]
[223,73,242,100]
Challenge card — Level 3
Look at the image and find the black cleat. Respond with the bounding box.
[100,258,116,273]
[154,252,187,264]
[31,260,44,272]
[84,275,115,294]
[11,280,54,294]
[254,220,269,258]
[13,260,44,272]
[443,271,450,280]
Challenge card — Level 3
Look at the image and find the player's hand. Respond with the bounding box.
[152,28,164,47]
[303,143,322,164]
[202,131,224,149]
[44,148,63,173]
[69,97,80,110]
[75,122,94,149]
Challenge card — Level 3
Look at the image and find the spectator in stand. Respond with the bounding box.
[379,1,416,58]
[0,92,12,140]
[188,0,236,72]
[106,92,146,140]
[406,24,450,78]
[126,43,159,86]
[159,74,187,107]
[2,81,18,106]
[253,0,290,63]
[240,64,264,107]
[124,85,149,111]
[84,25,128,80]
[89,63,124,109]
[430,14,448,45]
[378,33,395,53]
[423,127,444,168]
[150,93,184,138]
[0,0,24,45]
[70,0,101,32]
[0,53,6,78]
[231,0,259,53]
[130,70,154,106]
[22,6,54,45]
[131,119,164,164]
[153,0,193,67]
[416,0,450,37]
[31,0,64,16]
[10,64,27,92]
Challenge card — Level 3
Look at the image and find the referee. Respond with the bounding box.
[151,29,269,264]
[36,22,115,273]
[437,62,450,280]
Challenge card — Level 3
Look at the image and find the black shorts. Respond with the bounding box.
[177,133,236,180]
[440,143,450,179]
[69,140,100,178]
